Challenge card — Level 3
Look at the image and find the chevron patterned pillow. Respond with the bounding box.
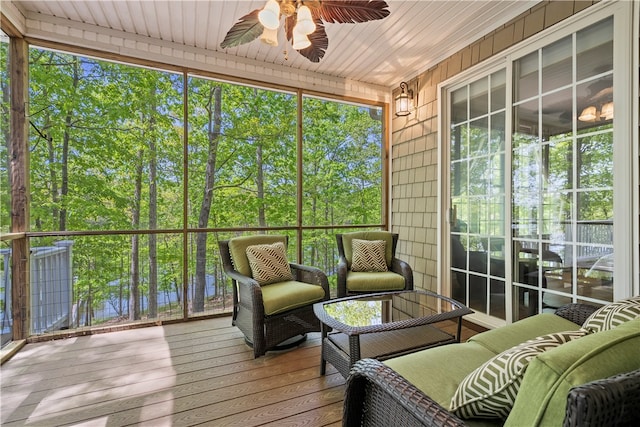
[450,330,588,419]
[351,239,388,272]
[246,241,293,285]
[582,296,640,333]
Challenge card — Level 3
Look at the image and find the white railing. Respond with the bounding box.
[30,241,74,334]
[1,241,74,339]
[1,248,12,346]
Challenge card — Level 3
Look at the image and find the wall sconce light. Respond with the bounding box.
[395,81,414,117]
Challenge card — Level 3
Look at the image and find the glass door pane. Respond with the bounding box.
[511,17,614,320]
[450,70,507,319]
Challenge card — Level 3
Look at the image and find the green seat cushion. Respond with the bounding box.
[468,313,582,354]
[261,280,325,316]
[384,341,497,409]
[505,318,640,426]
[346,271,405,292]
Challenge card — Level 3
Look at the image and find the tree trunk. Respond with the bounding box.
[59,56,77,231]
[44,97,60,231]
[194,85,221,312]
[256,143,266,227]
[129,149,143,320]
[148,89,158,318]
[255,89,266,229]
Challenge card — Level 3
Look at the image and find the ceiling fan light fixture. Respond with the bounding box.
[258,0,281,30]
[292,27,311,50]
[600,101,614,120]
[296,5,316,35]
[221,0,390,62]
[260,27,279,46]
[578,105,597,122]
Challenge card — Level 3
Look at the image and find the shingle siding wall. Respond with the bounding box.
[391,1,599,293]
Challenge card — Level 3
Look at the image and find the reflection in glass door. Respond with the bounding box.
[450,70,507,319]
[447,15,621,322]
[511,17,614,320]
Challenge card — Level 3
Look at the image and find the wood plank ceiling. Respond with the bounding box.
[8,0,538,88]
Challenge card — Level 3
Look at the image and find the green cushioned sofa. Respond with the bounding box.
[343,303,640,427]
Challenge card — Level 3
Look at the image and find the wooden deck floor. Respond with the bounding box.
[1,316,480,427]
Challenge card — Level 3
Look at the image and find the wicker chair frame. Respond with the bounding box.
[219,238,329,358]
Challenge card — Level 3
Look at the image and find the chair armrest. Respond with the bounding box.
[223,269,259,287]
[344,358,466,427]
[554,303,599,327]
[337,256,349,297]
[289,263,330,300]
[391,258,414,290]
[563,369,640,427]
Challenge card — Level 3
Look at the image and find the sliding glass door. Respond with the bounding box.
[449,70,507,319]
[446,7,631,323]
[511,17,615,320]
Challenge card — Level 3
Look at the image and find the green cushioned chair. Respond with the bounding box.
[219,235,329,358]
[336,231,413,298]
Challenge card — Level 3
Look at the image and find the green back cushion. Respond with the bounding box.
[505,318,640,426]
[228,235,287,277]
[342,231,394,267]
[468,313,582,354]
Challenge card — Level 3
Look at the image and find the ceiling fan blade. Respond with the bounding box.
[298,22,328,63]
[318,0,390,24]
[220,9,263,49]
[285,14,296,41]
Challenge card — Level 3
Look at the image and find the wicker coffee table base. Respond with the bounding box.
[322,324,457,378]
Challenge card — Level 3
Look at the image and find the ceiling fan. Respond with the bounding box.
[220,0,391,63]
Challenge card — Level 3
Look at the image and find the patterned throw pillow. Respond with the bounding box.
[245,242,293,285]
[450,330,588,419]
[351,239,388,272]
[581,296,640,333]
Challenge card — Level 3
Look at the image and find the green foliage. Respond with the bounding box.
[22,48,384,327]
[302,98,382,228]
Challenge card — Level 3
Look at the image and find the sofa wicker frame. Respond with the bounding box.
[336,232,413,298]
[219,238,330,358]
[563,368,640,427]
[343,304,639,426]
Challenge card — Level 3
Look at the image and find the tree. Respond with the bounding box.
[194,84,222,313]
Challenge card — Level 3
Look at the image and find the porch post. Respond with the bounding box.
[9,36,30,340]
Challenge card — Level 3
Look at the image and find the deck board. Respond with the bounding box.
[1,316,480,426]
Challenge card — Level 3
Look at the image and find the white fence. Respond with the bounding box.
[1,240,74,343]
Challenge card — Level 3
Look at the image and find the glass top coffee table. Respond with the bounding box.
[313,290,473,378]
